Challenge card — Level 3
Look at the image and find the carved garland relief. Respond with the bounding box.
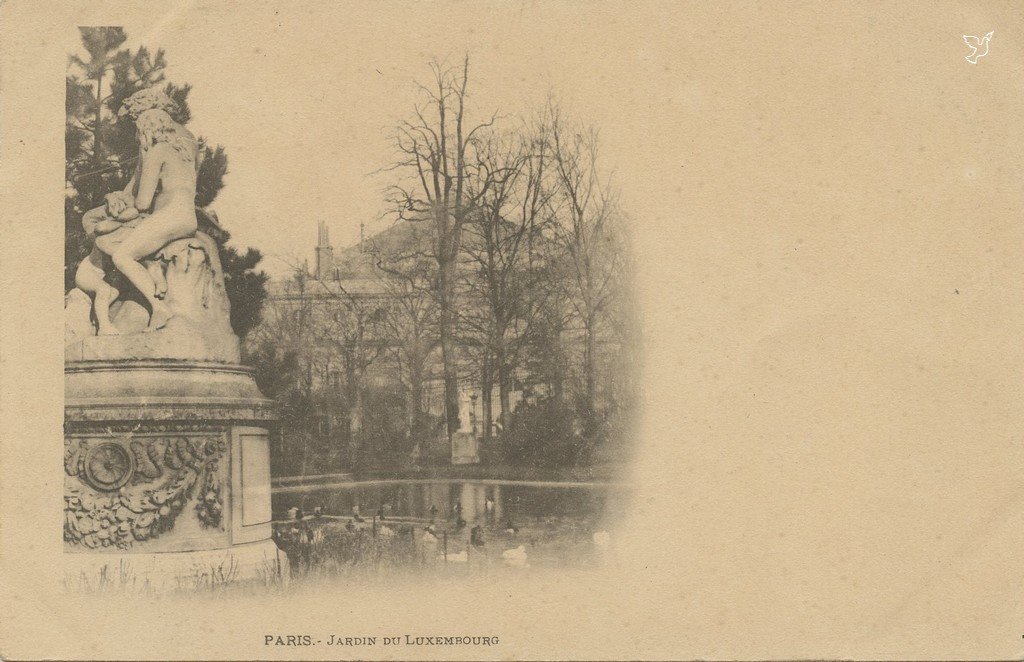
[64,435,226,549]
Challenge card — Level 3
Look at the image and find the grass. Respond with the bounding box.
[63,554,287,597]
[63,515,606,595]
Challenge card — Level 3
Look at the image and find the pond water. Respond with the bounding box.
[271,479,629,577]
[273,479,623,523]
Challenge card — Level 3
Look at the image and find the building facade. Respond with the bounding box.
[251,222,530,471]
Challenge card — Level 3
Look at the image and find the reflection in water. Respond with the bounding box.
[274,480,617,525]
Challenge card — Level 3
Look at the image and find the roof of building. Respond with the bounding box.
[332,220,433,278]
[268,220,429,298]
[266,276,389,299]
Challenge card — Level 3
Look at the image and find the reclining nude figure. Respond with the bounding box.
[75,93,199,334]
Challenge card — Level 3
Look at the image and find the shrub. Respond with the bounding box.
[498,398,588,468]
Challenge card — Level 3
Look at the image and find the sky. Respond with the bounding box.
[69,2,671,278]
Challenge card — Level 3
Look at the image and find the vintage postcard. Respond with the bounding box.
[0,1,1022,660]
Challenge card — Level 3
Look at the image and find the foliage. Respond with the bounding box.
[245,339,337,477]
[498,398,590,468]
[356,385,415,468]
[195,139,229,208]
[245,341,301,401]
[222,245,270,338]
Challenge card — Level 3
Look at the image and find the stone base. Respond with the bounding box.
[65,359,283,592]
[63,538,289,593]
[451,431,480,465]
[64,359,269,409]
[65,324,240,364]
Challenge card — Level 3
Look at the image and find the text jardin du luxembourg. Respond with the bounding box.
[265,634,501,647]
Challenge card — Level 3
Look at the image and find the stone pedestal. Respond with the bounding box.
[64,359,288,591]
[64,89,287,591]
[451,431,480,465]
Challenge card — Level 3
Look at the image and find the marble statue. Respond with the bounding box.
[65,88,238,363]
[64,88,282,590]
[76,89,198,333]
[64,88,284,588]
[75,190,142,335]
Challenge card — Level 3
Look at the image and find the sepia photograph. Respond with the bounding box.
[2,1,1024,660]
[61,24,638,591]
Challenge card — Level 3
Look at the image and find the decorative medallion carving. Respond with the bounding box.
[82,442,135,491]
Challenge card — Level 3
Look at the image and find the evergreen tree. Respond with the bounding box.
[65,27,266,339]
[221,243,270,339]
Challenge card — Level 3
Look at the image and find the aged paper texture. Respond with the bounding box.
[1,1,1023,660]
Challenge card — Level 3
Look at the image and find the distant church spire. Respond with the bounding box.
[359,221,365,253]
[317,220,330,247]
[315,220,334,280]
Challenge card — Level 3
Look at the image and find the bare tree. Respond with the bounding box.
[244,270,322,476]
[248,263,390,470]
[383,55,497,441]
[247,269,317,393]
[545,103,625,425]
[459,125,555,436]
[309,279,388,465]
[369,245,440,457]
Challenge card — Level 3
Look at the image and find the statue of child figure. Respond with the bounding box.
[74,189,142,335]
[75,88,199,334]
